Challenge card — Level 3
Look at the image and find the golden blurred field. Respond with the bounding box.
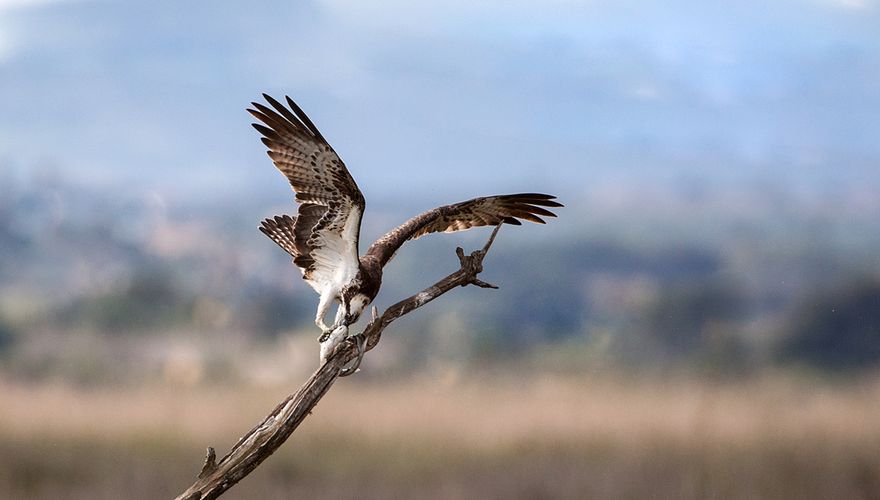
[2,372,880,499]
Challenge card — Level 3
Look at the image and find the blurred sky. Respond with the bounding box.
[1,0,878,202]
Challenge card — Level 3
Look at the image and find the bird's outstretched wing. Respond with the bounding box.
[366,193,562,267]
[249,95,365,287]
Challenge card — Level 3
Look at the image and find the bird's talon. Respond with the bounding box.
[339,334,366,377]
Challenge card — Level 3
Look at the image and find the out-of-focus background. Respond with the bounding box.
[2,0,880,498]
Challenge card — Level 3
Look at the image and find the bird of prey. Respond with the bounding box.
[249,94,561,366]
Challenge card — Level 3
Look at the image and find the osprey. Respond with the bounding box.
[249,94,561,365]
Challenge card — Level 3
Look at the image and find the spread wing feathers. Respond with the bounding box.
[367,193,562,267]
[249,94,365,286]
[259,214,298,257]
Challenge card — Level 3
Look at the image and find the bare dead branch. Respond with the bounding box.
[174,225,504,500]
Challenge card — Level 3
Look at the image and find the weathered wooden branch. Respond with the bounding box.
[174,225,503,500]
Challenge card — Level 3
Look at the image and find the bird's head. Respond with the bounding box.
[344,293,371,325]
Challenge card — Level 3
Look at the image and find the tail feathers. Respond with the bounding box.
[259,215,298,258]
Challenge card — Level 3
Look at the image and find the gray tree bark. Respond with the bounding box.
[174,225,503,500]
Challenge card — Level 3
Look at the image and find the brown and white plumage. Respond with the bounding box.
[259,214,297,257]
[250,94,561,363]
[366,193,562,267]
[249,94,364,291]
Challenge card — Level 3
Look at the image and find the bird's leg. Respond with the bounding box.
[319,324,349,365]
[319,296,362,368]
[322,295,368,375]
[338,300,369,376]
[315,290,335,342]
[331,300,347,330]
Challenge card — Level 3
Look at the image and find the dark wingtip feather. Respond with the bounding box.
[252,123,279,140]
[284,95,326,142]
[262,94,287,114]
[259,217,276,232]
[506,193,564,208]
[274,214,295,226]
[513,193,555,199]
[253,94,328,143]
[520,213,547,224]
[519,204,557,217]
[246,109,267,125]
